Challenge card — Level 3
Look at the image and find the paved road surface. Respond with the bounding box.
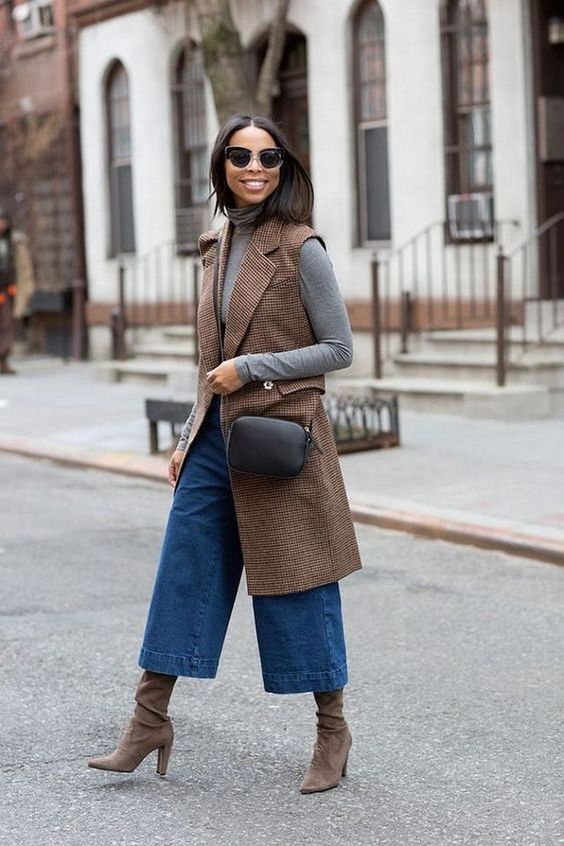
[1,453,562,846]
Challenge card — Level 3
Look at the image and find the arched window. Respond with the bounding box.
[172,43,208,252]
[441,0,493,236]
[106,61,136,255]
[353,0,391,244]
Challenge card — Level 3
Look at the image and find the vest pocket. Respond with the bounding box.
[276,376,325,394]
[267,276,296,289]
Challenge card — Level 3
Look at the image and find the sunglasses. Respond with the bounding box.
[224,146,284,169]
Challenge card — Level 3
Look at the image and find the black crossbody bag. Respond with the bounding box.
[211,232,322,479]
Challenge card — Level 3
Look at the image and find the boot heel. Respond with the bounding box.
[342,754,349,777]
[157,741,173,776]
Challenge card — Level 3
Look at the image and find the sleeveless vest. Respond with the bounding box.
[177,215,362,595]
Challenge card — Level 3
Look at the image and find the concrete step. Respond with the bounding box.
[390,351,564,387]
[419,327,564,356]
[96,359,197,389]
[131,343,196,361]
[524,299,564,333]
[162,325,195,341]
[330,376,552,419]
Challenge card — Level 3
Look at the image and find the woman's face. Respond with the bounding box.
[224,125,282,209]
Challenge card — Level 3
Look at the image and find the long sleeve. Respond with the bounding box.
[175,402,197,453]
[233,237,353,383]
[174,236,352,453]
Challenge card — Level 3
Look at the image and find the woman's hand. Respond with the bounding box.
[168,449,185,488]
[206,359,244,395]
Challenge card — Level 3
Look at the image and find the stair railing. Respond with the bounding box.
[504,212,564,353]
[114,241,200,359]
[371,219,520,379]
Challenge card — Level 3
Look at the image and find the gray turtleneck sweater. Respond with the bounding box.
[176,202,353,452]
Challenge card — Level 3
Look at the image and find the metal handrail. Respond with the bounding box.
[384,220,445,254]
[379,218,519,266]
[113,239,201,359]
[502,212,564,365]
[370,218,519,374]
[506,212,564,259]
[368,209,532,387]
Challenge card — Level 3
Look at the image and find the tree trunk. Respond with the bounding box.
[256,0,289,117]
[193,0,289,123]
[193,0,256,125]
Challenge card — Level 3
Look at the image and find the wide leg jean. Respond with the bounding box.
[139,394,348,694]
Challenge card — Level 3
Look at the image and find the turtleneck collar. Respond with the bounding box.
[225,199,266,231]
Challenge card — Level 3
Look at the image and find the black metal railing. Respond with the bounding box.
[491,212,564,386]
[142,392,400,456]
[174,200,209,255]
[111,241,201,359]
[371,213,564,387]
[504,212,564,350]
[324,393,400,453]
[371,219,520,375]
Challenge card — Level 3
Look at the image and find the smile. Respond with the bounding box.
[241,180,267,188]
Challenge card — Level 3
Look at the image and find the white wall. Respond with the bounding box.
[239,0,533,299]
[79,0,535,316]
[79,4,185,303]
[489,0,534,247]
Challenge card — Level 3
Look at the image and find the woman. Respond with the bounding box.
[87,115,362,794]
[0,209,35,375]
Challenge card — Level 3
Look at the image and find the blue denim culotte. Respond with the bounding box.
[138,394,348,694]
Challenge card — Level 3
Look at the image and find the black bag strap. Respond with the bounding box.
[211,231,224,363]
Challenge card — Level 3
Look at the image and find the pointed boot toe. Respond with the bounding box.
[87,670,177,775]
[300,726,352,794]
[87,716,174,775]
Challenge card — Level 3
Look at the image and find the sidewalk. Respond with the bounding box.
[1,356,563,565]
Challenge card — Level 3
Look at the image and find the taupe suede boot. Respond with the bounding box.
[300,689,352,794]
[87,671,177,776]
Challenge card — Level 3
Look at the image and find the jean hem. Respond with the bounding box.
[139,647,219,679]
[262,662,348,694]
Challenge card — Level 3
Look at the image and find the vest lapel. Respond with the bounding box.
[197,221,230,372]
[222,215,282,361]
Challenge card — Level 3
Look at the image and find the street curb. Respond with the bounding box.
[0,438,167,484]
[350,503,564,568]
[1,437,563,567]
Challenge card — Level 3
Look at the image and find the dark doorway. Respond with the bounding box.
[251,31,310,174]
[531,0,564,297]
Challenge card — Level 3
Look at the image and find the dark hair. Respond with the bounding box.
[208,114,314,225]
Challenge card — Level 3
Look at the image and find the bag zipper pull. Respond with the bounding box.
[304,425,324,454]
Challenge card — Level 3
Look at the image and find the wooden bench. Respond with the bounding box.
[145,398,194,454]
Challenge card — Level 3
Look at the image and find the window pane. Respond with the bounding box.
[175,45,207,211]
[442,0,493,203]
[460,0,487,24]
[112,127,130,160]
[190,148,208,203]
[357,1,387,122]
[107,63,135,254]
[111,66,127,101]
[455,15,489,107]
[116,164,135,253]
[108,67,131,161]
[39,4,54,27]
[358,4,384,44]
[466,150,492,190]
[363,125,391,241]
[466,107,491,146]
[458,108,492,190]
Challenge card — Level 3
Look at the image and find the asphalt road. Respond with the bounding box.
[1,453,562,846]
